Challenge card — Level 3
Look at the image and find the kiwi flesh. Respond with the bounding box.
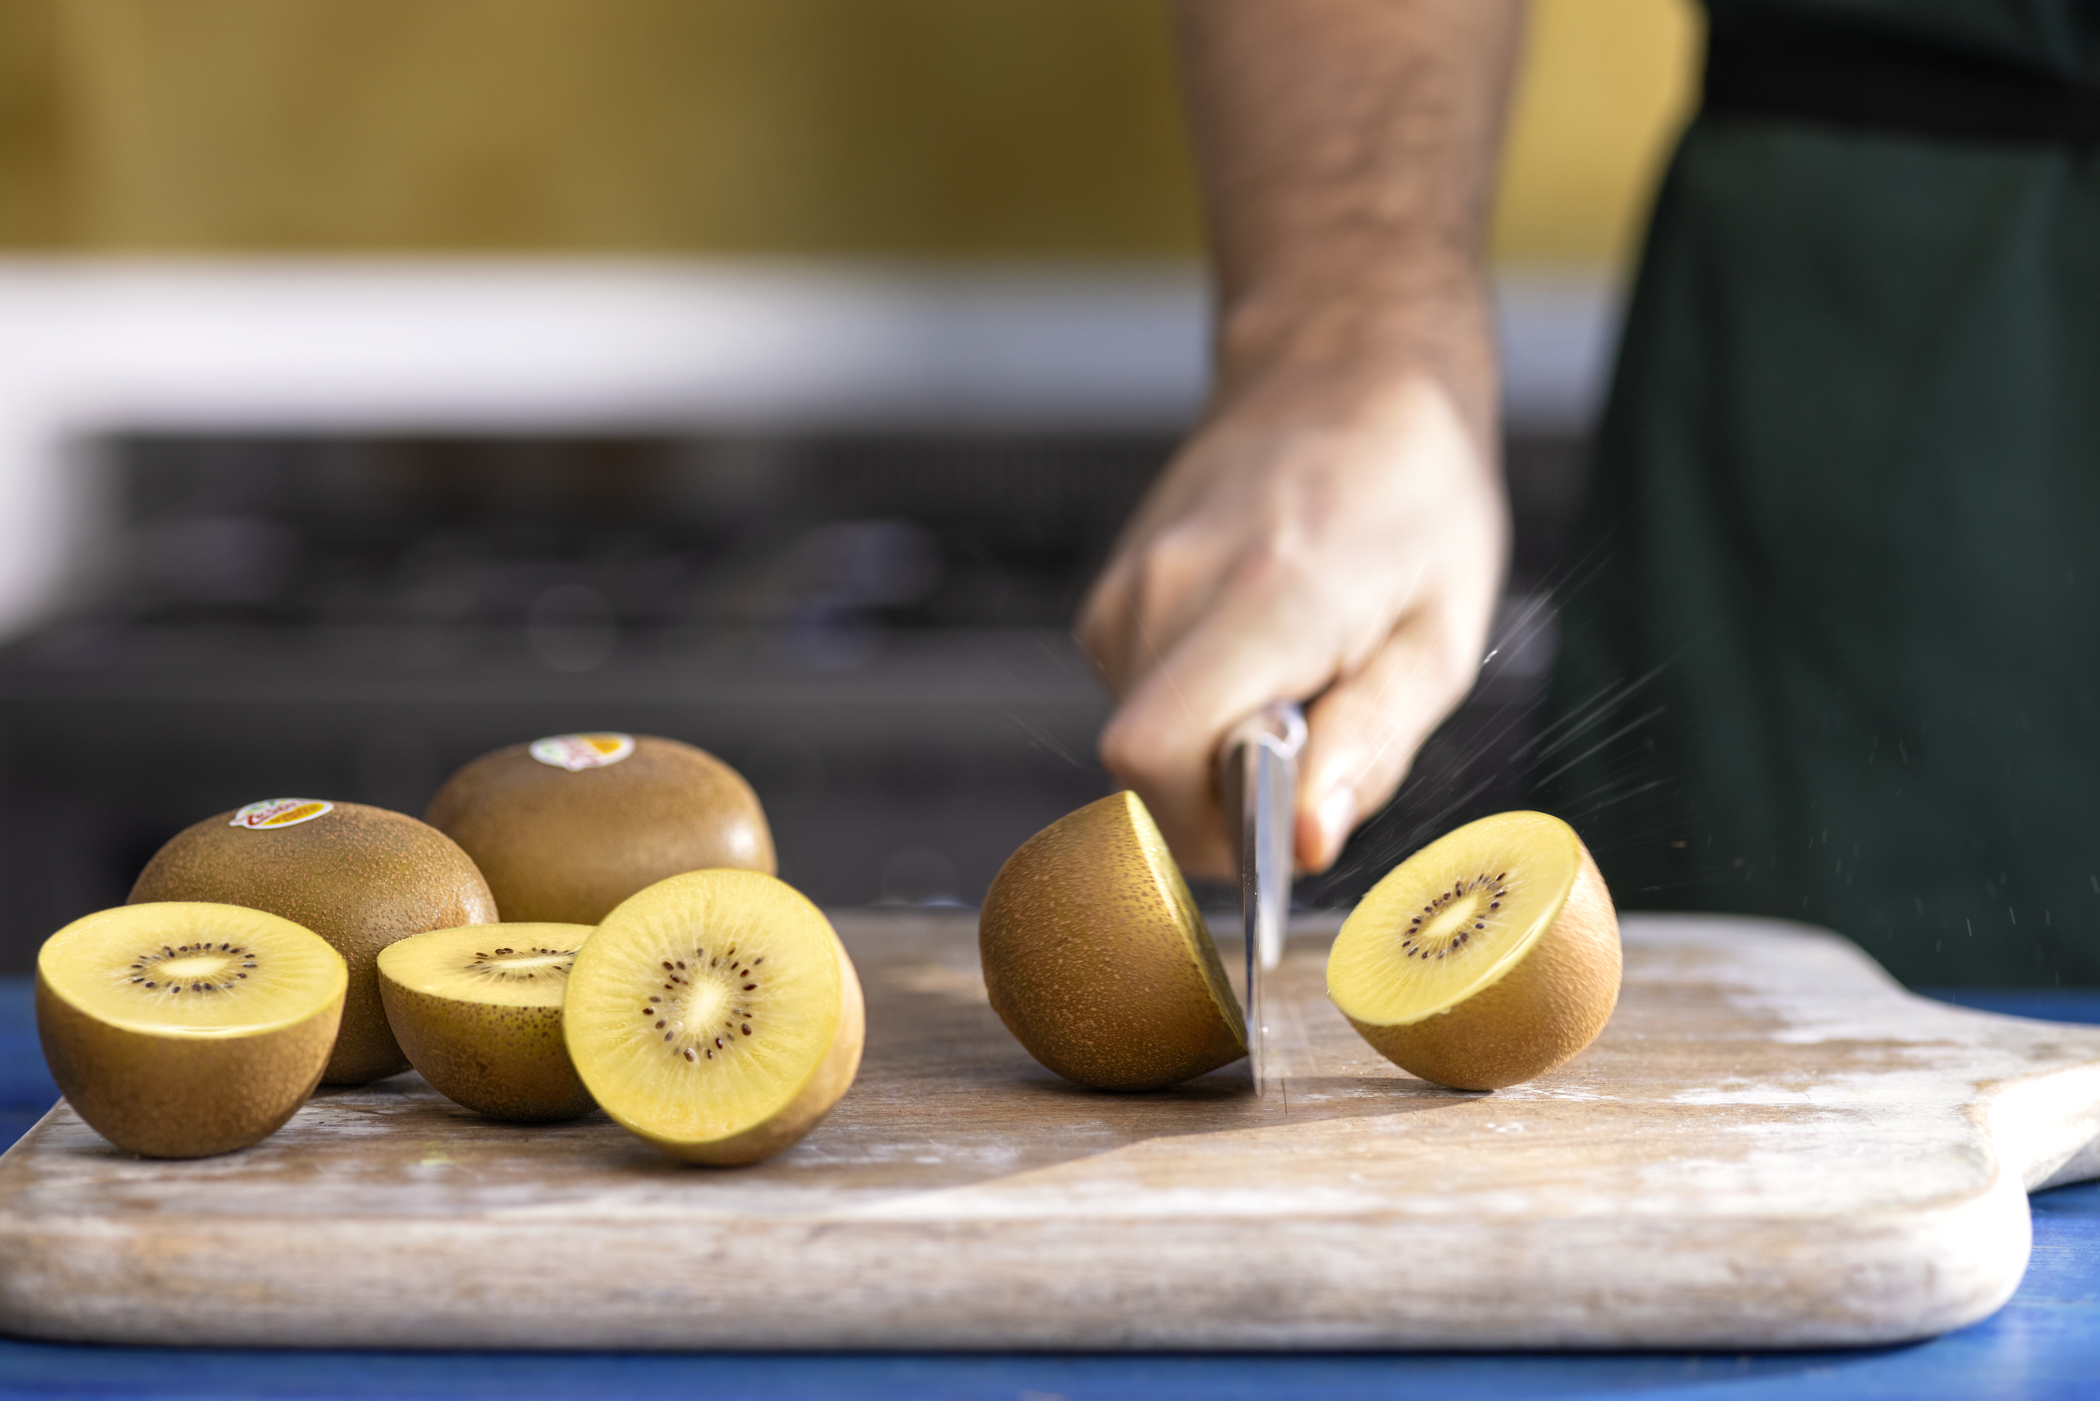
[36,902,347,1157]
[564,869,862,1166]
[1327,810,1620,1091]
[978,791,1245,1092]
[425,733,775,926]
[128,800,498,1086]
[378,923,596,1122]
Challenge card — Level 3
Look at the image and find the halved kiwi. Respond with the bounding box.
[127,800,498,1086]
[978,791,1245,1091]
[1327,810,1620,1091]
[378,923,596,1122]
[425,733,775,925]
[564,870,863,1166]
[36,902,347,1157]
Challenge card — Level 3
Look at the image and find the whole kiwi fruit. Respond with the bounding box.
[128,799,498,1086]
[425,732,775,925]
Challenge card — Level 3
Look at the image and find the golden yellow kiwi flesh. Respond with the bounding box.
[1327,810,1619,1091]
[378,922,597,1122]
[979,791,1245,1091]
[564,869,863,1166]
[127,799,498,1086]
[37,902,347,1157]
[425,733,776,926]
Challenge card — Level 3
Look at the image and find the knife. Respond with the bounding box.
[1218,701,1306,1095]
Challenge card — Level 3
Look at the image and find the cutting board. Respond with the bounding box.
[3,910,2099,1351]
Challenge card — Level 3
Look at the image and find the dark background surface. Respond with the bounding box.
[0,430,1587,971]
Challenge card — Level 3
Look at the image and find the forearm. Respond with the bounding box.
[1080,0,1524,875]
[1175,0,1523,426]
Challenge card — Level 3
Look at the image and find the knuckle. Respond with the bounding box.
[1232,530,1317,594]
[1133,524,1210,599]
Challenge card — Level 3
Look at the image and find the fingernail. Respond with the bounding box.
[1315,784,1356,863]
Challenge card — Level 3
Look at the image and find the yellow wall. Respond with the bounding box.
[1495,0,1703,266]
[0,0,1699,267]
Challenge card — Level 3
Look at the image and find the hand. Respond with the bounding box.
[1077,346,1507,879]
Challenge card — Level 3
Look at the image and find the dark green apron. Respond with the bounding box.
[1542,0,2100,985]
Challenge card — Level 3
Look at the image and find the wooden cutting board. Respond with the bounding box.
[3,910,2099,1351]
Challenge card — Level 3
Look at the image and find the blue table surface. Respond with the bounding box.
[2,978,2098,1400]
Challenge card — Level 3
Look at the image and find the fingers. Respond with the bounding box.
[1076,517,1220,700]
[1074,558,1137,693]
[1097,545,1358,878]
[1080,369,1507,879]
[1294,594,1493,872]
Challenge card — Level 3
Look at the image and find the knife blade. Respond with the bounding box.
[1218,701,1306,1095]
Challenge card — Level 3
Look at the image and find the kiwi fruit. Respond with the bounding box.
[128,799,498,1086]
[425,733,775,926]
[377,923,596,1122]
[1327,810,1620,1091]
[978,791,1245,1092]
[564,869,863,1166]
[36,902,347,1157]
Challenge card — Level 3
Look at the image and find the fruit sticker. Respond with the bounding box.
[530,733,636,772]
[228,799,335,830]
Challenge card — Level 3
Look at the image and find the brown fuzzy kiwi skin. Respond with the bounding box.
[127,804,497,1086]
[424,735,775,926]
[1345,841,1620,1092]
[654,942,865,1168]
[978,791,1245,1092]
[379,978,596,1123]
[36,966,343,1159]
